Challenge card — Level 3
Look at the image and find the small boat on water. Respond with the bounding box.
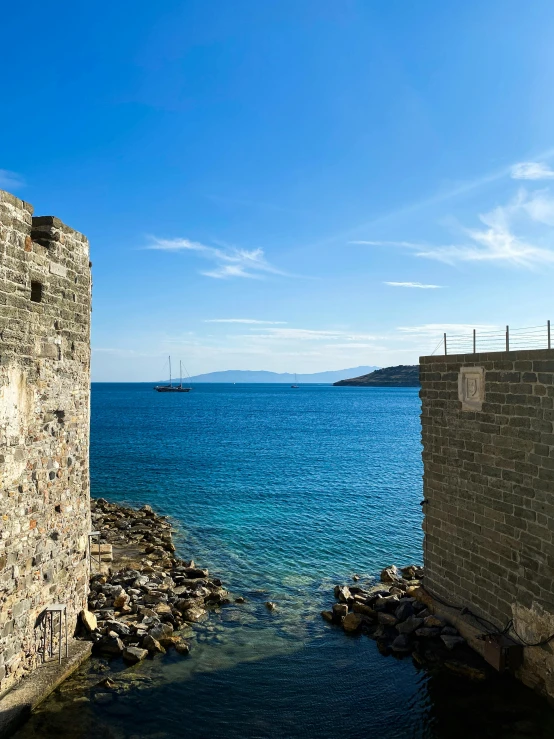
[155,357,191,393]
[291,373,299,388]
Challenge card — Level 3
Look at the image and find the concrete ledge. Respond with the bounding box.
[0,640,92,738]
[414,586,490,658]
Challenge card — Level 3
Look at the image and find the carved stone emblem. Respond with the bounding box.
[458,366,484,411]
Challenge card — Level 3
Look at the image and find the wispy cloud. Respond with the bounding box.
[511,162,554,180]
[384,281,442,289]
[145,237,286,279]
[357,189,554,268]
[309,148,554,251]
[350,240,422,248]
[0,169,24,190]
[205,319,287,324]
[246,327,379,341]
[397,323,498,336]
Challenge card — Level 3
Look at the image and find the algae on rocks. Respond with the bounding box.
[81,498,233,664]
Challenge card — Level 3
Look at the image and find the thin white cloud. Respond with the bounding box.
[397,323,498,336]
[511,162,554,180]
[145,237,286,280]
[245,328,380,341]
[358,189,554,268]
[309,147,554,251]
[384,281,442,289]
[350,240,422,248]
[205,319,287,324]
[0,169,24,190]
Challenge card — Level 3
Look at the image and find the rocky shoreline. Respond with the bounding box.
[323,565,492,680]
[79,498,233,665]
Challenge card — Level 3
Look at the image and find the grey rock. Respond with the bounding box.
[414,627,441,638]
[380,566,399,583]
[441,626,459,636]
[395,601,414,621]
[142,635,166,654]
[441,635,465,650]
[397,616,424,635]
[391,634,412,653]
[148,622,173,640]
[97,634,124,656]
[122,646,148,664]
[377,612,398,627]
[332,603,349,622]
[336,586,352,604]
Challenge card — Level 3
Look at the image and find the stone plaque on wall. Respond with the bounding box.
[458,366,484,411]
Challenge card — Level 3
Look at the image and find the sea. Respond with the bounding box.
[15,384,554,739]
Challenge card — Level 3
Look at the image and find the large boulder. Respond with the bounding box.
[143,635,166,654]
[377,612,398,627]
[441,635,465,650]
[373,595,399,612]
[423,615,445,628]
[342,613,363,633]
[415,627,441,639]
[148,622,173,641]
[113,592,130,609]
[97,634,124,657]
[174,638,191,655]
[122,647,148,664]
[352,603,376,619]
[182,607,207,622]
[105,620,132,637]
[335,586,352,604]
[395,601,414,622]
[391,634,412,654]
[380,566,399,583]
[183,567,209,579]
[80,610,97,633]
[397,616,424,635]
[332,603,349,623]
[400,565,418,579]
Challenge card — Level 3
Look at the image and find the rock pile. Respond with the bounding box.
[323,565,488,678]
[80,498,231,662]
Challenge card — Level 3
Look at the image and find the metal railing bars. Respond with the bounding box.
[430,321,553,356]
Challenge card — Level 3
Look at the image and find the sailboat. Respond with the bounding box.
[291,373,299,388]
[155,358,192,393]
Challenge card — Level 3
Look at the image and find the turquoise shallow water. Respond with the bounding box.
[91,383,424,593]
[14,383,554,739]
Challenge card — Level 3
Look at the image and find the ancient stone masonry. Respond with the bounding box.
[420,349,554,699]
[0,189,91,696]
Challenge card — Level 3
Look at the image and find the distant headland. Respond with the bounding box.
[187,366,379,383]
[333,365,420,387]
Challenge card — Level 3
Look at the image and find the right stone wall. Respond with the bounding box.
[420,348,554,698]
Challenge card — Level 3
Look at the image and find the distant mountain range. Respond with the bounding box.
[186,366,379,384]
[333,365,420,387]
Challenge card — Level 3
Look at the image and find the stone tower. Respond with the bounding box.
[0,189,91,695]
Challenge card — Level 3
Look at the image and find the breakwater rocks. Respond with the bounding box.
[80,498,231,664]
[323,565,490,680]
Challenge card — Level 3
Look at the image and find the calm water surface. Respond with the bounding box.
[15,384,554,739]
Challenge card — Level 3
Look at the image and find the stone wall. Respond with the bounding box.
[0,189,91,696]
[420,348,554,698]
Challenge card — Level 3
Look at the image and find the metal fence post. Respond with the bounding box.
[473,329,476,354]
[443,333,447,356]
[548,320,551,350]
[506,325,509,351]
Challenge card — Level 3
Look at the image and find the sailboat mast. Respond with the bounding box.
[180,361,182,389]
[169,356,172,387]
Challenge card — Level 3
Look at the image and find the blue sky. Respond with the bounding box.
[2,1,554,380]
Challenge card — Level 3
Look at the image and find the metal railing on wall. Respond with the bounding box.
[430,321,552,356]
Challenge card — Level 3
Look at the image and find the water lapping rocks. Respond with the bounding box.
[80,498,233,663]
[324,564,490,680]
